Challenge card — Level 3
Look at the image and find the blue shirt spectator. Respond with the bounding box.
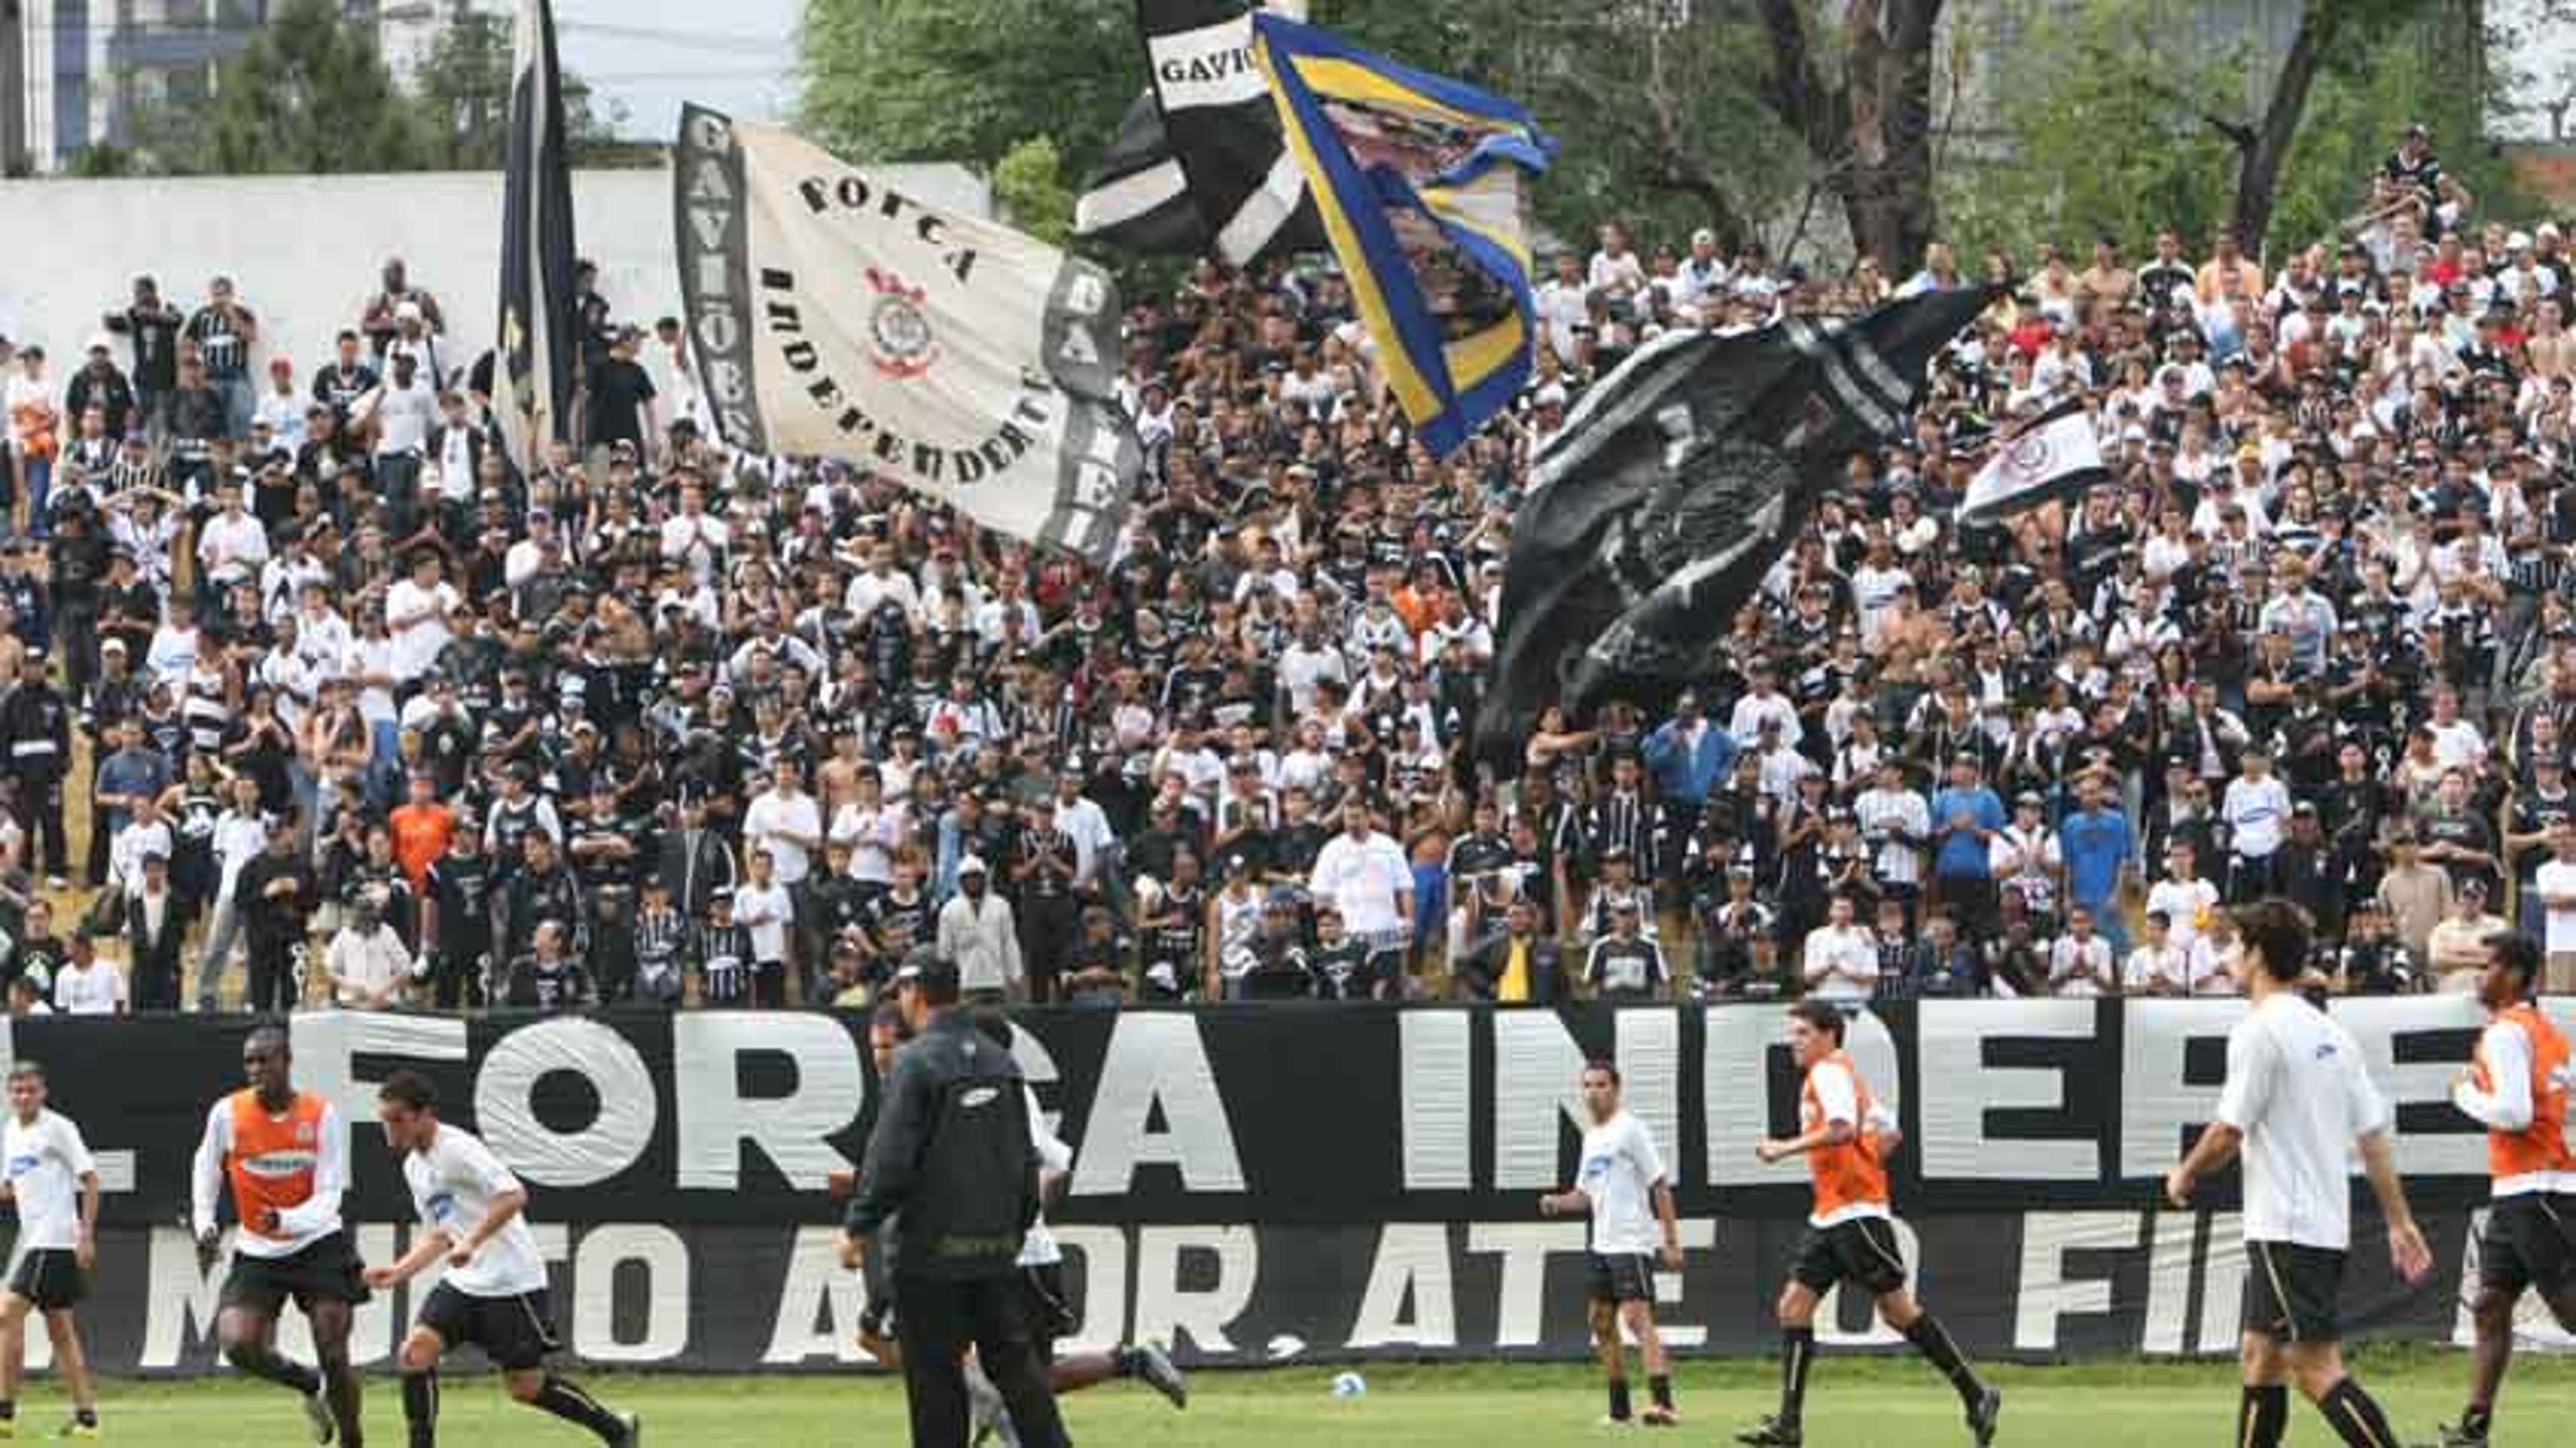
[1642,692,1737,811]
[1929,758,2005,879]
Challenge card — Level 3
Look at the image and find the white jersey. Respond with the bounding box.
[3,1109,95,1255]
[1015,1086,1074,1270]
[2214,992,2391,1251]
[402,1123,547,1297]
[1575,1110,1668,1255]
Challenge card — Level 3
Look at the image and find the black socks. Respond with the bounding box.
[2320,1378,2400,1448]
[1778,1325,1815,1425]
[233,1345,322,1397]
[531,1376,627,1443]
[1606,1376,1631,1422]
[1902,1313,1983,1407]
[2239,1384,2288,1448]
[1649,1374,1674,1412]
[402,1371,439,1448]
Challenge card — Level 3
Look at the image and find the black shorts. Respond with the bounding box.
[419,1282,559,1372]
[2478,1194,2576,1299]
[220,1233,372,1316]
[5,1249,85,1312]
[1586,1251,1656,1306]
[1020,1263,1079,1363]
[1790,1217,1909,1298]
[2243,1240,2344,1343]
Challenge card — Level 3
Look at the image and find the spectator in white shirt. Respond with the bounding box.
[936,856,1024,998]
[743,760,824,888]
[327,895,412,1011]
[2220,747,2293,895]
[1307,798,1415,955]
[382,550,458,686]
[2145,841,2223,954]
[2047,906,2117,996]
[1801,892,1880,1000]
[50,938,124,1017]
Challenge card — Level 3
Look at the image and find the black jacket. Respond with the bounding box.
[845,1009,1038,1282]
[1454,927,1568,1004]
[651,827,737,921]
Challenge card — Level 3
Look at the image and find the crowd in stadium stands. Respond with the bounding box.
[0,125,2572,1013]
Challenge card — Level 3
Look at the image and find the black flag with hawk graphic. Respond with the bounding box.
[1479,287,1996,753]
[494,0,579,473]
[1075,0,1324,264]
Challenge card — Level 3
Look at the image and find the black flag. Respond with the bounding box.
[496,0,578,473]
[1075,91,1210,255]
[1480,287,1996,752]
[1074,0,1324,265]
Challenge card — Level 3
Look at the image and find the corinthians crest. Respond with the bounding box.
[863,268,939,379]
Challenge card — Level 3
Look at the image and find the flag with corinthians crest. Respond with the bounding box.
[672,104,1140,562]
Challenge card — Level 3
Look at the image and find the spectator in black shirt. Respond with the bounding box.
[503,920,597,1013]
[586,327,656,461]
[235,812,313,1013]
[182,275,258,437]
[64,342,134,444]
[102,276,182,431]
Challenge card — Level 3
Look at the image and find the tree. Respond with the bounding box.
[409,11,649,171]
[800,0,1140,177]
[992,136,1077,246]
[199,0,429,174]
[1752,0,1949,275]
[1949,0,2529,265]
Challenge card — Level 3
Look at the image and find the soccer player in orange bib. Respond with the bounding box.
[189,1026,367,1445]
[2438,931,2576,1447]
[1737,1001,1999,1448]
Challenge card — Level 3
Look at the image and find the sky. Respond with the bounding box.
[537,0,806,140]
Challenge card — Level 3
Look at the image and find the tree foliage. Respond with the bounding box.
[409,11,653,171]
[993,136,1076,246]
[1944,0,2525,265]
[799,0,1140,174]
[196,0,430,174]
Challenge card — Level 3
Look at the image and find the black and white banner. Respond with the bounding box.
[7,999,2567,1373]
[1961,401,2111,525]
[1075,0,1324,264]
[673,105,1140,561]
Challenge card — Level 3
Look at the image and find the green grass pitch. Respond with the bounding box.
[9,1349,2564,1445]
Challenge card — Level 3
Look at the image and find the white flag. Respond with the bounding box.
[674,105,1139,561]
[1960,404,2110,525]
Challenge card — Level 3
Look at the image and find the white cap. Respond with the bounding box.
[2540,222,2564,242]
[958,854,989,876]
[1690,227,1716,247]
[2508,231,2532,252]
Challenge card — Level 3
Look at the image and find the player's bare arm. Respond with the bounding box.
[2163,1119,2241,1208]
[2355,1129,2432,1282]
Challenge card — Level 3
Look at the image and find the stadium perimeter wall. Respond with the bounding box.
[4,1000,2565,1374]
[0,165,991,382]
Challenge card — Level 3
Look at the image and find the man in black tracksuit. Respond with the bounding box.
[842,960,1067,1448]
[0,651,72,883]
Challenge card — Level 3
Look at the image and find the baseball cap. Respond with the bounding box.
[958,854,989,877]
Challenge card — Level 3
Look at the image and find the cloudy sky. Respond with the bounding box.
[540,0,805,139]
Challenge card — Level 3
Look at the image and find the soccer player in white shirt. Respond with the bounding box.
[0,1064,100,1439]
[1540,1062,1682,1428]
[2165,900,2432,1448]
[363,1071,637,1447]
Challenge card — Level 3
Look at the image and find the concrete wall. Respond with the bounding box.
[0,162,989,378]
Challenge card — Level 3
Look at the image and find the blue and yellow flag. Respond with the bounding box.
[1252,13,1553,457]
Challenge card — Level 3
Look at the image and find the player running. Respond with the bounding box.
[0,1064,100,1439]
[2436,931,2576,1447]
[1540,1060,1682,1429]
[1739,1001,1999,1448]
[2165,899,2430,1448]
[191,1025,367,1445]
[362,1071,639,1448]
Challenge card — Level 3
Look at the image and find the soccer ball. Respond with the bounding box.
[1330,1372,1367,1399]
